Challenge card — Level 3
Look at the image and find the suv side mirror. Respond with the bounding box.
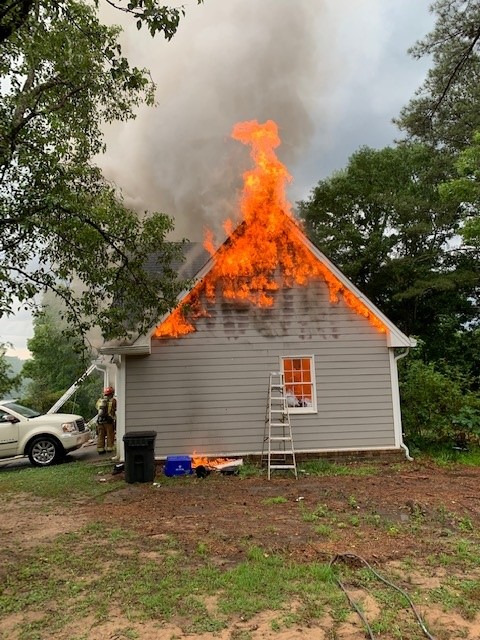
[0,414,19,424]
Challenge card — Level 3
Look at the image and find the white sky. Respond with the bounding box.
[1,0,434,360]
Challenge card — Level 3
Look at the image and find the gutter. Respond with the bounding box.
[395,347,413,461]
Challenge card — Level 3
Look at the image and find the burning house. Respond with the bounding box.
[101,120,415,463]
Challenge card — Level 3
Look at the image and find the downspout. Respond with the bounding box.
[395,347,413,461]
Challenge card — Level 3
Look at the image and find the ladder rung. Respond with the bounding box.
[270,422,290,427]
[269,464,297,470]
[268,436,292,441]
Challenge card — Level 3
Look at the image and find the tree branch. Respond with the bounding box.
[429,24,480,118]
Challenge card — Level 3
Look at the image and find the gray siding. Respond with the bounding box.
[125,279,396,457]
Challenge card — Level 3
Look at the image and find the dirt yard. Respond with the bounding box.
[91,458,480,565]
[2,457,480,639]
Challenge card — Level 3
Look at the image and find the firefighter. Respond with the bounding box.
[96,386,116,455]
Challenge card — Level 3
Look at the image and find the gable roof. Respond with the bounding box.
[144,241,210,281]
[100,218,415,355]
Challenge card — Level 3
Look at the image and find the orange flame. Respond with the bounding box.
[154,119,387,338]
[191,451,234,469]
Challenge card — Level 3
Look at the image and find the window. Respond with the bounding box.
[281,356,316,413]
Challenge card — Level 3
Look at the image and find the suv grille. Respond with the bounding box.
[76,419,86,432]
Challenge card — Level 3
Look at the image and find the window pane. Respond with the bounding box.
[281,356,315,411]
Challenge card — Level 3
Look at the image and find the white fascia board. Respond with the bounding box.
[99,340,151,356]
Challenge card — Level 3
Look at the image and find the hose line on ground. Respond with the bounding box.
[328,553,437,640]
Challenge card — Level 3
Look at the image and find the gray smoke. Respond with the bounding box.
[100,0,339,242]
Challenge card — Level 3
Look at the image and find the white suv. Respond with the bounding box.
[0,400,91,467]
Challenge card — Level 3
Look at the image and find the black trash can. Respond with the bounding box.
[123,431,157,484]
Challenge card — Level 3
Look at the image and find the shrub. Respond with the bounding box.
[399,359,479,446]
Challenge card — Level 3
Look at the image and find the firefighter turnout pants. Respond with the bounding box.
[97,421,115,453]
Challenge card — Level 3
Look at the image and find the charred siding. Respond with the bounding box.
[125,279,396,457]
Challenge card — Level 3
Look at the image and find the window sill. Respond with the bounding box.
[288,408,317,415]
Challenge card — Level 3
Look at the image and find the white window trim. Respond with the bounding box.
[280,355,317,414]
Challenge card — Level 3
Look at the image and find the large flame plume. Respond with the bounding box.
[155,120,386,338]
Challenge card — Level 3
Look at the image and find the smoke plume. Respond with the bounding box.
[100,0,340,242]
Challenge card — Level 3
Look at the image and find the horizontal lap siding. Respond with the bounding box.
[125,280,396,457]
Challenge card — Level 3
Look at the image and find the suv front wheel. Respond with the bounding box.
[28,436,64,467]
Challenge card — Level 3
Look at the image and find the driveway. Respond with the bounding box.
[0,440,106,470]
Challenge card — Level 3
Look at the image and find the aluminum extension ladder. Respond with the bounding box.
[262,371,298,480]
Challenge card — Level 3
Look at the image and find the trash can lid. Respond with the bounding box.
[123,430,157,441]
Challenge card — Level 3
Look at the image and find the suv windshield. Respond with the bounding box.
[4,402,42,418]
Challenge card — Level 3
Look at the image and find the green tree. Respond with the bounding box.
[297,144,478,351]
[440,130,480,247]
[21,307,102,416]
[399,343,480,447]
[0,343,20,398]
[1,1,200,46]
[0,0,198,341]
[396,0,480,151]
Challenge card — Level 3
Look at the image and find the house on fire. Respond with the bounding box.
[100,119,415,463]
[100,218,415,464]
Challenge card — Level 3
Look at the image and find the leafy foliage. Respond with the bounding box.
[102,0,204,39]
[21,307,102,417]
[395,0,480,151]
[297,143,479,348]
[399,349,480,447]
[0,343,21,398]
[0,0,203,44]
[440,130,480,247]
[0,0,192,341]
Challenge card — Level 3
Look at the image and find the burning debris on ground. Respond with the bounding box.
[163,453,244,478]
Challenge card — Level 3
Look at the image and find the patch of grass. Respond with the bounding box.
[427,536,480,571]
[0,460,117,500]
[238,462,264,478]
[0,523,340,636]
[416,445,480,468]
[230,629,253,640]
[299,502,331,522]
[458,517,474,532]
[196,541,209,556]
[347,494,358,508]
[314,524,333,537]
[429,578,480,620]
[184,615,226,634]
[219,547,337,623]
[230,631,253,640]
[298,460,377,477]
[386,524,401,537]
[348,515,360,527]
[363,513,382,528]
[262,496,287,505]
[335,564,431,639]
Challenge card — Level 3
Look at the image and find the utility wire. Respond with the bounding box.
[329,553,437,640]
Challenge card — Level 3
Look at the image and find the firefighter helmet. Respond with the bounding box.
[103,386,114,396]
